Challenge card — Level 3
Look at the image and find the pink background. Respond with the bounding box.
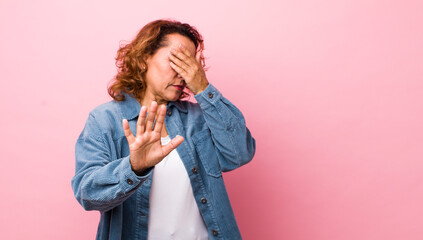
[1,0,422,239]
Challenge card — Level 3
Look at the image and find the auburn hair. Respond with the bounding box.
[108,19,205,102]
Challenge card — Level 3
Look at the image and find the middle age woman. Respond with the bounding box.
[72,19,256,239]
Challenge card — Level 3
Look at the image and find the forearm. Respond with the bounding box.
[194,84,256,170]
[72,136,153,212]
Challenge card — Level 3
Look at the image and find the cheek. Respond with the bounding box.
[160,59,176,75]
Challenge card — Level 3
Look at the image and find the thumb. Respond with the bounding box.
[162,135,184,156]
[122,119,135,144]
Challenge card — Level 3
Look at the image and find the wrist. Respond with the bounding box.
[133,166,152,176]
[193,81,209,95]
[130,157,148,174]
[131,162,151,176]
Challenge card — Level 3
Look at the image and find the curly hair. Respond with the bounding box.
[108,19,205,102]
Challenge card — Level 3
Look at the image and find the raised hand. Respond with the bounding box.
[122,101,184,174]
[168,44,209,95]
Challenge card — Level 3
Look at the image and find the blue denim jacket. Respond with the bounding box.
[71,84,256,240]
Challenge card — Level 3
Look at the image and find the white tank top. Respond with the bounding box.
[147,135,209,240]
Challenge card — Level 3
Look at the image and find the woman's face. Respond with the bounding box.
[143,33,196,104]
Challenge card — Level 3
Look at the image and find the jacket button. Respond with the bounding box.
[212,230,218,236]
[167,110,172,116]
[127,179,134,185]
[208,92,214,99]
[201,198,207,204]
[192,167,198,174]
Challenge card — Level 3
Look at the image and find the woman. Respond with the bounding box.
[71,19,256,240]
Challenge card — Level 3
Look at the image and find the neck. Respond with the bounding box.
[139,91,168,111]
[138,91,169,138]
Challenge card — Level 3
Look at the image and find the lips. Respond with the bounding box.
[172,85,184,91]
[171,81,186,91]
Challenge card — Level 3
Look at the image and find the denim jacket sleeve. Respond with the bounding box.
[71,112,153,212]
[194,84,256,172]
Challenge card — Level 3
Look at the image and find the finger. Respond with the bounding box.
[136,106,147,136]
[170,47,195,66]
[153,105,166,134]
[170,61,187,76]
[122,119,135,144]
[145,101,158,131]
[171,47,200,75]
[178,43,193,58]
[168,50,190,70]
[162,135,184,156]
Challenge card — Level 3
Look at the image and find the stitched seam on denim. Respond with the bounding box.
[90,110,125,142]
[78,133,105,144]
[192,129,222,177]
[174,115,221,234]
[198,87,242,166]
[85,183,142,209]
[214,99,241,166]
[194,172,222,238]
[134,189,141,240]
[89,113,109,137]
[204,189,223,239]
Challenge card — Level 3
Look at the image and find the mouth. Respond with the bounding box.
[172,84,185,91]
[171,81,186,91]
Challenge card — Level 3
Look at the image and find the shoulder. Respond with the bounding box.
[87,100,123,130]
[80,99,127,140]
[89,100,121,119]
[90,93,139,121]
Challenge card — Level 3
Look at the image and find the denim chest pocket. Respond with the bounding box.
[192,129,222,178]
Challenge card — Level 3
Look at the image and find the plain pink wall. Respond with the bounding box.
[1,0,422,239]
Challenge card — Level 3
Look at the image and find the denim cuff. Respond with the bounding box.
[121,156,153,191]
[194,83,222,109]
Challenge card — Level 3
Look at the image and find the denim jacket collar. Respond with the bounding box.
[118,93,188,120]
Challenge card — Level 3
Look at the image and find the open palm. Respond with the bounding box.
[122,101,184,174]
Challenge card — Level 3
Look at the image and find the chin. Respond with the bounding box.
[166,94,181,102]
